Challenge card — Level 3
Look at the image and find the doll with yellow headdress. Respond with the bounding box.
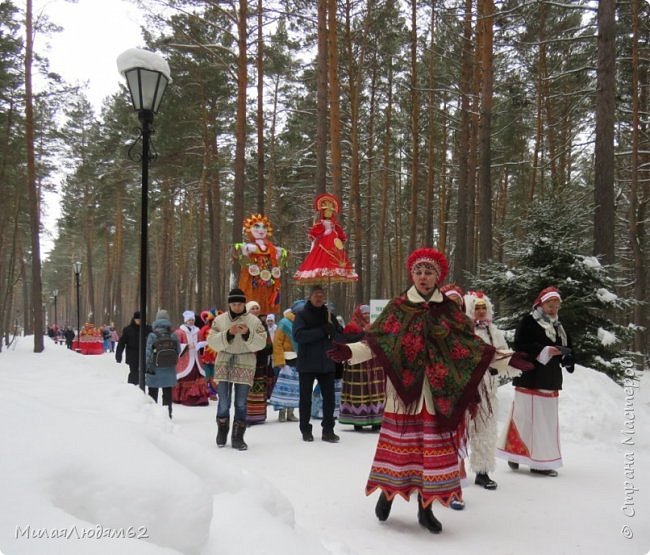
[234,214,287,315]
[293,193,358,283]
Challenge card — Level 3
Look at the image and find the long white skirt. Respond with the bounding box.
[496,387,562,470]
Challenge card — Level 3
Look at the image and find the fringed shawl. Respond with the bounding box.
[366,289,495,433]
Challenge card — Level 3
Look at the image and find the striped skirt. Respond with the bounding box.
[269,364,300,409]
[339,362,385,427]
[311,379,342,419]
[365,407,463,508]
[246,376,268,425]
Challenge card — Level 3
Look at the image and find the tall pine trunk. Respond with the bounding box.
[594,0,616,265]
[24,0,43,351]
[232,0,248,285]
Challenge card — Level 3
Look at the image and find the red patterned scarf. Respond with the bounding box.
[366,290,494,433]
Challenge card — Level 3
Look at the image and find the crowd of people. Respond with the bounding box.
[53,246,575,536]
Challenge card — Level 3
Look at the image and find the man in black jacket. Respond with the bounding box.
[293,285,361,443]
[115,311,152,385]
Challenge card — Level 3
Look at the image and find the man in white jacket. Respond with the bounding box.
[208,288,267,450]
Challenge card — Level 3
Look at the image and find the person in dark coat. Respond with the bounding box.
[293,285,361,443]
[115,311,152,385]
[496,286,574,477]
[64,327,75,349]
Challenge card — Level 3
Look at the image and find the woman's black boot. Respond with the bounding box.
[375,492,393,521]
[417,495,442,534]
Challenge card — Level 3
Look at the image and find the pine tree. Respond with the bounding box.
[469,195,636,384]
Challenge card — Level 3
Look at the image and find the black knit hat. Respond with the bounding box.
[133,311,141,319]
[228,288,246,303]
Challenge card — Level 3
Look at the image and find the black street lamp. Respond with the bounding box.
[73,261,81,350]
[52,288,58,336]
[118,49,171,392]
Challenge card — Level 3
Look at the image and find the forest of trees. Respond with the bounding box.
[0,0,648,369]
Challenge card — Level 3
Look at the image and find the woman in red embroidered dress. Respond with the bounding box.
[328,248,497,534]
[293,193,358,284]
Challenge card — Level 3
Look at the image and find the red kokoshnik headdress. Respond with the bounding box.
[406,247,449,285]
[313,193,340,218]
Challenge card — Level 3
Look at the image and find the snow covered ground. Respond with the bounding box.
[1,336,649,554]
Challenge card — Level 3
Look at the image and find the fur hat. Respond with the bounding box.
[406,247,448,285]
[155,309,170,321]
[246,300,261,312]
[182,310,195,322]
[533,286,561,308]
[464,290,494,320]
[133,311,141,319]
[228,288,246,304]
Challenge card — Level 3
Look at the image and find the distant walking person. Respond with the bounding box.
[146,309,180,419]
[116,311,152,385]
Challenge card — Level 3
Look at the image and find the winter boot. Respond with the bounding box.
[508,461,519,470]
[322,429,340,443]
[417,495,442,534]
[231,420,248,451]
[278,408,287,422]
[475,472,497,490]
[375,492,393,521]
[167,404,173,420]
[286,407,299,422]
[301,424,314,442]
[216,417,230,447]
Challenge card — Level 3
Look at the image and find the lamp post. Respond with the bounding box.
[52,289,59,342]
[73,261,81,350]
[118,48,171,391]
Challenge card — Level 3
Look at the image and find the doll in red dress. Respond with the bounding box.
[293,193,358,284]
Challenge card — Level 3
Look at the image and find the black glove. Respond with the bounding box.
[115,356,122,363]
[145,367,156,375]
[562,353,575,373]
[327,342,352,363]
